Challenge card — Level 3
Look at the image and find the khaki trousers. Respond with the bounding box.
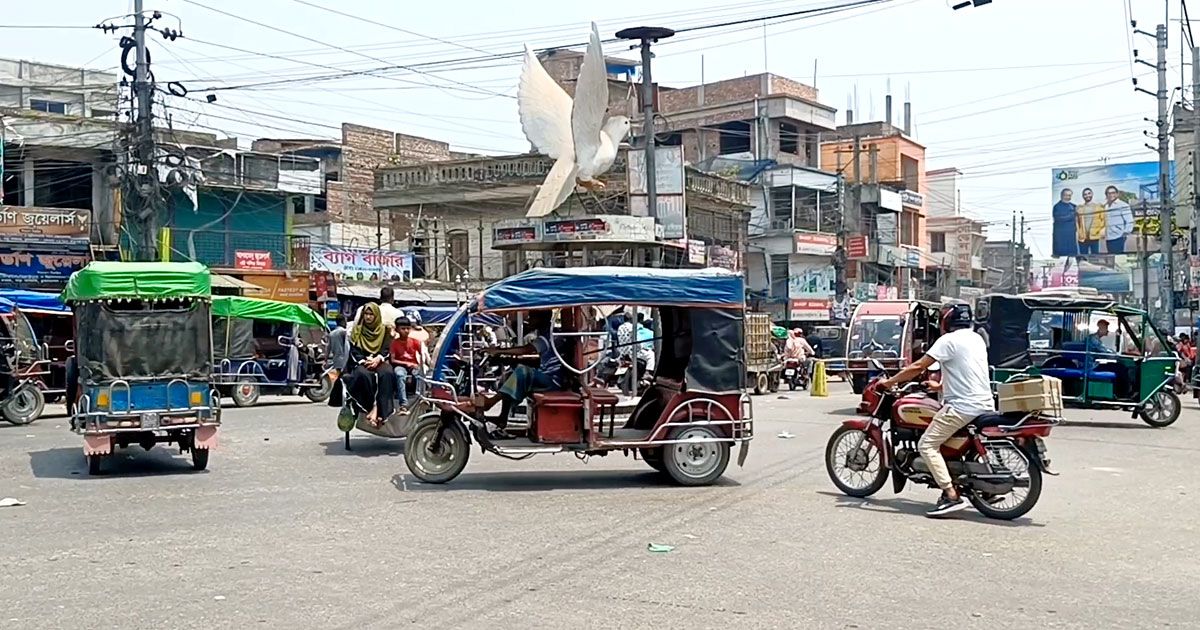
[917,406,974,491]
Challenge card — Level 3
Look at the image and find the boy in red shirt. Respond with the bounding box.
[389,315,423,411]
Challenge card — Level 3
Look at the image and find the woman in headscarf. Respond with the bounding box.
[340,303,396,427]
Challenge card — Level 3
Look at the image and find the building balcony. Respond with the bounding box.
[164,229,311,271]
[375,151,751,209]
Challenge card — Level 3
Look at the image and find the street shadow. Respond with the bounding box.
[1060,419,1154,431]
[828,407,860,417]
[817,490,1044,528]
[393,469,741,493]
[27,447,203,480]
[319,437,406,458]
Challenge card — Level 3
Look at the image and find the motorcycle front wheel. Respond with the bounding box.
[825,425,888,498]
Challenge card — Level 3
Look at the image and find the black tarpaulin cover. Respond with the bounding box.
[685,308,744,393]
[213,317,256,360]
[980,295,1034,368]
[76,302,212,382]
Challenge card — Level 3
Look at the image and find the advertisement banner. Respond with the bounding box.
[242,273,310,304]
[0,238,89,289]
[788,261,835,300]
[1030,258,1130,294]
[310,245,413,282]
[1050,161,1175,258]
[793,231,838,256]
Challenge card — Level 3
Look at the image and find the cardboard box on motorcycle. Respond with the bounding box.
[997,376,1063,415]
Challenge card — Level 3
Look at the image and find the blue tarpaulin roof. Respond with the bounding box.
[478,267,744,312]
[0,289,69,314]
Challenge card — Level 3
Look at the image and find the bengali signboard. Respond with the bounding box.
[0,237,89,289]
[310,244,413,282]
[789,298,831,321]
[847,235,870,260]
[492,220,541,247]
[0,206,90,239]
[707,245,740,272]
[793,231,838,256]
[234,250,273,271]
[1050,161,1175,258]
[788,261,835,300]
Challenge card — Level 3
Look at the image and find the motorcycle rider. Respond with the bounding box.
[877,303,994,518]
[784,328,815,384]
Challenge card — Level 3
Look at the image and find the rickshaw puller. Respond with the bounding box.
[473,310,562,433]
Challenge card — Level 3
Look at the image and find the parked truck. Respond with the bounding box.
[745,312,782,395]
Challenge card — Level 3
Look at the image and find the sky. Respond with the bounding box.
[2,0,1189,260]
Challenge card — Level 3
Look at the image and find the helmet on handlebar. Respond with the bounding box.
[405,309,422,326]
[940,303,972,333]
[771,326,788,340]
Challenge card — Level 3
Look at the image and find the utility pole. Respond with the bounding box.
[1019,211,1026,292]
[1134,20,1171,326]
[1192,45,1200,336]
[131,0,157,260]
[618,26,675,228]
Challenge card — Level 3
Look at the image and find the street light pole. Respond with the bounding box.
[617,26,675,226]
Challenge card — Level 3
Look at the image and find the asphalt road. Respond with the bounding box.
[1,384,1197,629]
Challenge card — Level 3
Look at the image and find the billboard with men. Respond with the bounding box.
[1050,161,1175,258]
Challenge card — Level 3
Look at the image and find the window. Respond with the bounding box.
[779,123,799,154]
[659,131,683,146]
[30,99,67,114]
[770,254,789,299]
[899,211,918,247]
[33,160,93,210]
[769,186,793,229]
[447,230,470,280]
[901,154,920,192]
[717,121,752,155]
[930,232,946,253]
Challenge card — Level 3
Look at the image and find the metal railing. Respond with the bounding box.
[167,229,311,270]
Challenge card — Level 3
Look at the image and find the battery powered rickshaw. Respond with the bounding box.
[844,300,942,394]
[62,262,221,475]
[211,295,331,407]
[0,296,52,425]
[405,266,754,487]
[979,292,1181,428]
[0,289,72,424]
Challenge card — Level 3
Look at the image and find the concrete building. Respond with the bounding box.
[820,114,928,302]
[982,240,1032,293]
[254,124,469,256]
[922,167,987,301]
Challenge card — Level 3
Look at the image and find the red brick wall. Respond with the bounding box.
[341,124,393,222]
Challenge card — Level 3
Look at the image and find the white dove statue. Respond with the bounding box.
[518,22,631,217]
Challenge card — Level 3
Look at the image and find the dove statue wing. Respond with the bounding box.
[518,46,574,159]
[570,22,609,174]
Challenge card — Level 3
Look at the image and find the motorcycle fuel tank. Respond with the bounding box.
[894,394,968,452]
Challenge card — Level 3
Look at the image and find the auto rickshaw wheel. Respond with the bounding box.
[303,377,333,403]
[86,454,104,476]
[191,447,210,471]
[231,378,260,407]
[661,426,731,486]
[2,386,45,425]
[753,372,768,395]
[1140,390,1181,428]
[639,447,666,473]
[404,416,469,484]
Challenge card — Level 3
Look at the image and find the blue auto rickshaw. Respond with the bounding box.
[62,262,221,475]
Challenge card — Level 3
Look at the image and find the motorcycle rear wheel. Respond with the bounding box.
[825,425,888,498]
[967,448,1043,521]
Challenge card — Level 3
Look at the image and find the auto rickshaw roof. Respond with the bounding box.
[980,292,1146,317]
[477,266,744,312]
[211,295,324,327]
[0,289,70,314]
[61,262,212,303]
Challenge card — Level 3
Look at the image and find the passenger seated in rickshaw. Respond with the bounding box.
[472,310,564,434]
[338,303,396,427]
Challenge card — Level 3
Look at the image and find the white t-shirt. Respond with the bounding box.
[925,328,995,418]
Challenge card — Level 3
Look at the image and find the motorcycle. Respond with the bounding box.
[782,358,809,391]
[826,361,1059,520]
